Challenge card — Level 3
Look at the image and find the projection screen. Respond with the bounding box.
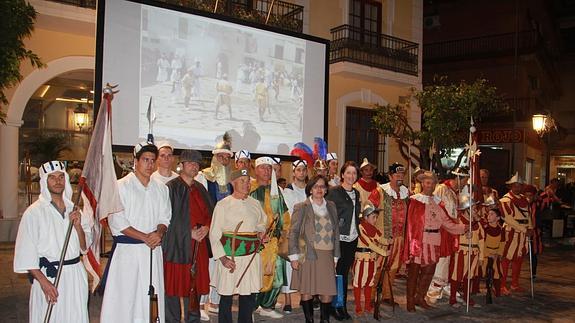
[96,0,329,156]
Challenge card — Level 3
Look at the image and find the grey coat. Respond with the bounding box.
[288,198,341,261]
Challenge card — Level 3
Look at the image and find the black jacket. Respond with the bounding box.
[326,185,361,237]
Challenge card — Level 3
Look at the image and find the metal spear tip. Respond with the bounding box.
[103,83,120,94]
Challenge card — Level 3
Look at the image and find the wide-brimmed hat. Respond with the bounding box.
[180,149,203,164]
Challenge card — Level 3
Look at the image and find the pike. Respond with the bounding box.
[528,237,535,299]
[188,225,203,318]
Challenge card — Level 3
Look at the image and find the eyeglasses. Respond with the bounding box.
[312,185,327,190]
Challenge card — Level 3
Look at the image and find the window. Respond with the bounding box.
[349,0,382,45]
[345,107,381,164]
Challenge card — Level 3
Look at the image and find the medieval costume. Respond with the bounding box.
[152,170,179,185]
[250,157,290,312]
[14,161,91,323]
[448,205,485,307]
[215,76,233,119]
[326,153,340,188]
[427,169,466,303]
[481,214,505,298]
[368,165,409,304]
[163,150,214,322]
[354,158,378,209]
[403,172,466,312]
[352,205,387,314]
[100,172,171,323]
[499,173,532,294]
[209,189,267,323]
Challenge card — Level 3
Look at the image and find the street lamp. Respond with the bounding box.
[532,113,556,137]
[74,104,88,132]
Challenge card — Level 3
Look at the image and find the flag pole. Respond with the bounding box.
[466,117,476,313]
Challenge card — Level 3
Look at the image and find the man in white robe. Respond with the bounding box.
[210,169,267,323]
[100,142,171,323]
[14,160,92,323]
[280,159,308,312]
[151,141,178,185]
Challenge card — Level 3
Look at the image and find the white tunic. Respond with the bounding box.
[209,195,267,295]
[14,198,92,323]
[281,183,307,293]
[100,172,171,323]
[151,170,178,185]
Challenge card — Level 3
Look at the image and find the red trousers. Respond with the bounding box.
[501,256,523,289]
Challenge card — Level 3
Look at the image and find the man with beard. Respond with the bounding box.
[163,150,214,322]
[354,158,378,209]
[368,162,409,306]
[195,133,235,316]
[151,141,179,185]
[426,167,469,304]
[251,157,290,318]
[403,171,467,312]
[14,161,92,323]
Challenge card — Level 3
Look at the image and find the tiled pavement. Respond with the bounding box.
[1,242,575,322]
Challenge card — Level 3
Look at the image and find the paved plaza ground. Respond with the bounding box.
[1,241,574,322]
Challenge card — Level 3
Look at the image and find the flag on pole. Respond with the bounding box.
[467,117,483,204]
[80,91,124,292]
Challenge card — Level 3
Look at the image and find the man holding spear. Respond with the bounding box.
[14,161,92,323]
[100,141,172,322]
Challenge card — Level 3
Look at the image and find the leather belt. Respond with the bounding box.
[516,219,528,224]
[424,228,439,233]
[356,248,373,253]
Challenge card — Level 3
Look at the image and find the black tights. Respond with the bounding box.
[335,239,358,309]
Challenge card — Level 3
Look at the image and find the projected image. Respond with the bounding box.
[139,6,306,153]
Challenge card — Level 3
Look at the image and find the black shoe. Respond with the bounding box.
[283,304,292,314]
[329,307,345,321]
[320,302,331,323]
[313,297,320,310]
[340,306,352,320]
[301,300,314,323]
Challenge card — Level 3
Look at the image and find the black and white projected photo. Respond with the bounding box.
[100,0,327,155]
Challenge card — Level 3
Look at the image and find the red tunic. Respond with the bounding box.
[164,186,212,296]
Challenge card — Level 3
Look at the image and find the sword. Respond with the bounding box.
[146,96,155,143]
[229,221,243,273]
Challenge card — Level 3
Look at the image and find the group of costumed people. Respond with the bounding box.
[14,133,545,323]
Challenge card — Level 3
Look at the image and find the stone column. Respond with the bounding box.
[0,120,22,220]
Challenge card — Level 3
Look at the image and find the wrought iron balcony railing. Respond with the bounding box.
[163,0,303,33]
[424,30,541,63]
[45,0,304,33]
[330,24,419,76]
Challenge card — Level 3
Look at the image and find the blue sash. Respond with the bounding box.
[97,235,144,294]
[28,255,80,284]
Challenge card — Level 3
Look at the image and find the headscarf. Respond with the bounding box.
[38,161,73,207]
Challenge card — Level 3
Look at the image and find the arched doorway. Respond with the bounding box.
[0,56,94,240]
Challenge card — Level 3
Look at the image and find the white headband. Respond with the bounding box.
[326,153,338,161]
[39,161,67,179]
[292,159,307,170]
[235,149,251,161]
[255,156,274,167]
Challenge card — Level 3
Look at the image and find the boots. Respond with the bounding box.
[364,286,373,313]
[302,299,314,323]
[320,302,331,323]
[353,287,363,314]
[329,306,345,321]
[406,263,419,312]
[414,264,435,310]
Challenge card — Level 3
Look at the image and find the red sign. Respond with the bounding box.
[478,129,523,143]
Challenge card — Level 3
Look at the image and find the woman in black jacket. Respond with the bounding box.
[325,161,361,320]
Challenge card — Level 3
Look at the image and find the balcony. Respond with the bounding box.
[329,25,419,76]
[424,30,543,63]
[163,0,304,33]
[45,0,304,33]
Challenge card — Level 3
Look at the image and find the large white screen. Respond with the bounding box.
[101,0,327,155]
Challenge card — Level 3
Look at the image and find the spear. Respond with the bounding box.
[466,117,479,313]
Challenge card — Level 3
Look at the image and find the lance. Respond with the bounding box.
[466,117,477,313]
[43,85,118,322]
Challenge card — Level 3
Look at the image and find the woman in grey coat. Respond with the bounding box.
[289,175,340,323]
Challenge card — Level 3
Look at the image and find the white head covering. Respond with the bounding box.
[255,157,279,197]
[292,159,308,170]
[39,161,73,206]
[505,172,524,185]
[326,153,338,162]
[156,140,173,151]
[235,149,251,161]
